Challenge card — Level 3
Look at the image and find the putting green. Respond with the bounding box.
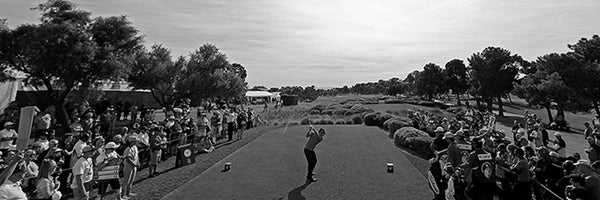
[162,125,431,200]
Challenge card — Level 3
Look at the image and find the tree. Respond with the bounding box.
[268,87,279,92]
[415,63,445,99]
[568,35,600,115]
[129,44,182,108]
[175,44,247,104]
[468,47,522,116]
[301,86,319,101]
[403,70,421,94]
[0,0,143,131]
[443,59,469,105]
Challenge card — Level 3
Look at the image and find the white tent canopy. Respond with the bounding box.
[245,91,279,103]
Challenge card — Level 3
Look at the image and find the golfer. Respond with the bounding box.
[304,126,325,182]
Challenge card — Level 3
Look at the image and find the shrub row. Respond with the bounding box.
[393,127,434,159]
[309,103,374,116]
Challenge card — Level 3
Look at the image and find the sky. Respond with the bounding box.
[2,0,600,88]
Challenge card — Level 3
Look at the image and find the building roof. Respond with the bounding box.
[246,91,274,97]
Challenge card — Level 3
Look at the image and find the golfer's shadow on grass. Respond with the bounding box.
[287,182,312,200]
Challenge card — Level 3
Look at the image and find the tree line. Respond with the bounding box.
[269,35,600,124]
[0,0,247,130]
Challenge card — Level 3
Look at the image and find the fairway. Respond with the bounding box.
[162,125,431,200]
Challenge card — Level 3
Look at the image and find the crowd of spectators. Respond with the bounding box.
[418,107,600,200]
[0,99,261,200]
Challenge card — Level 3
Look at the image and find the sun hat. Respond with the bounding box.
[442,132,454,140]
[104,142,119,149]
[4,122,14,127]
[435,127,444,132]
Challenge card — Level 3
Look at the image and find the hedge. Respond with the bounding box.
[393,127,429,147]
[405,136,435,159]
[384,118,413,138]
[376,113,395,128]
[363,112,382,126]
[351,114,363,125]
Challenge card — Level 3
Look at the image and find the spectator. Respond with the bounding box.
[71,145,94,200]
[96,142,122,198]
[115,99,123,121]
[35,159,61,200]
[553,132,567,158]
[511,148,532,200]
[566,174,592,200]
[35,131,51,152]
[236,108,247,140]
[464,139,495,200]
[130,104,138,126]
[148,127,165,177]
[122,136,139,199]
[0,122,17,155]
[226,110,237,141]
[123,100,131,121]
[113,134,126,156]
[211,111,222,143]
[247,108,254,129]
[70,133,90,168]
[586,137,600,163]
[430,128,449,154]
[443,164,456,200]
[22,150,39,192]
[37,139,59,165]
[0,153,26,199]
[585,122,594,139]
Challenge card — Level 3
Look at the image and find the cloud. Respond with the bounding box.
[2,0,600,87]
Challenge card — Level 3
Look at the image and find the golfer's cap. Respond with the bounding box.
[4,122,14,127]
[455,130,465,137]
[576,159,591,166]
[435,127,444,132]
[65,132,74,136]
[442,132,454,139]
[113,134,123,140]
[549,151,560,157]
[554,132,562,137]
[104,142,119,149]
[50,139,59,145]
[82,145,94,153]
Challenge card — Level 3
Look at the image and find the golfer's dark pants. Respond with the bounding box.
[228,122,235,140]
[304,148,317,177]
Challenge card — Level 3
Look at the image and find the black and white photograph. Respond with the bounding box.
[1,0,600,199]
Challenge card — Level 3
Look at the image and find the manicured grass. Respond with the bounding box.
[101,125,282,200]
[163,125,431,200]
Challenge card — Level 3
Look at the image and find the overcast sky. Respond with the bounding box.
[2,0,599,88]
